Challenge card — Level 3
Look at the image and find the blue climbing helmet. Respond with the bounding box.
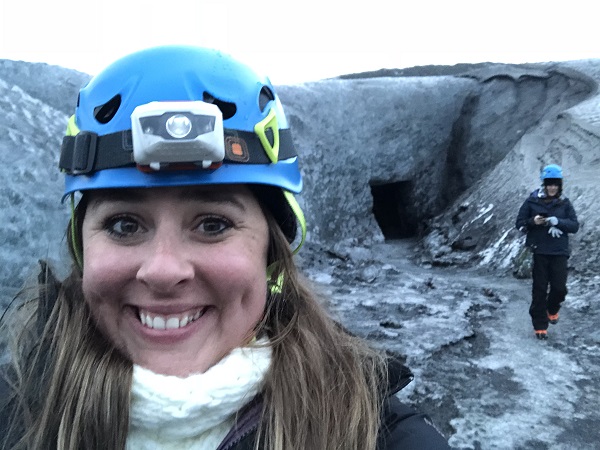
[540,164,563,196]
[540,164,563,181]
[59,45,305,250]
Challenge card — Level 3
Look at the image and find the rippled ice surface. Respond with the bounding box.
[301,240,600,450]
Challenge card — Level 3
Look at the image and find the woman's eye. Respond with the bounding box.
[104,216,142,237]
[197,217,231,235]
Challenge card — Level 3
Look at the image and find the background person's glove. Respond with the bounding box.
[548,226,563,238]
[546,216,558,226]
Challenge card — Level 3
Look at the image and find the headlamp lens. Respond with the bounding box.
[166,114,192,138]
[139,114,215,139]
[131,101,225,168]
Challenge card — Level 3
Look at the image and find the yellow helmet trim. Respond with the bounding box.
[254,107,279,163]
[66,115,80,136]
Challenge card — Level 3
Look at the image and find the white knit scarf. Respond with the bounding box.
[127,342,272,450]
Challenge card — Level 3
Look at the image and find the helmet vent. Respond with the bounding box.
[264,128,275,147]
[259,86,275,112]
[203,92,236,120]
[93,95,122,124]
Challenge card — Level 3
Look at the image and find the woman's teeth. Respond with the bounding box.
[138,308,205,330]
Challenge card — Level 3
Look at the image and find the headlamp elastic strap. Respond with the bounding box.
[60,131,134,175]
[60,129,297,175]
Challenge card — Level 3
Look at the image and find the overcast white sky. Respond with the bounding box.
[1,0,598,85]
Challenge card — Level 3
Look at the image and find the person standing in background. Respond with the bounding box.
[515,164,579,340]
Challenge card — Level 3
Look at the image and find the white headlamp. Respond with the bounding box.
[131,101,225,170]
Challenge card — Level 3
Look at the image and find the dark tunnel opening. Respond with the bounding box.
[370,180,419,240]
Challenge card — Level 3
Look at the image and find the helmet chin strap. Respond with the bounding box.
[70,193,84,270]
[283,191,306,255]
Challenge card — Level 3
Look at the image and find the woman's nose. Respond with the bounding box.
[136,236,195,293]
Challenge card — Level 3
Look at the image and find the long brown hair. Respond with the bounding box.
[258,212,388,450]
[2,197,131,450]
[2,192,388,450]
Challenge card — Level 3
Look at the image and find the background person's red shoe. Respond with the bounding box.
[535,330,548,340]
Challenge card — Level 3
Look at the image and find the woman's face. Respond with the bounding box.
[545,184,560,197]
[81,184,270,376]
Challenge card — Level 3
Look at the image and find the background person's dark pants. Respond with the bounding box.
[530,254,568,330]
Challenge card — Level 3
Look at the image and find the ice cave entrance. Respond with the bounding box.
[370,180,418,240]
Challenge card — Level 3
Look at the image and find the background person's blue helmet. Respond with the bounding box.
[540,164,563,180]
[59,45,305,249]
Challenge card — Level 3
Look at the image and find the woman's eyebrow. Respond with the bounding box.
[87,190,146,209]
[87,187,249,211]
[177,188,248,211]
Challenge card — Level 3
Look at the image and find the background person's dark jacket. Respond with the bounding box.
[515,189,579,256]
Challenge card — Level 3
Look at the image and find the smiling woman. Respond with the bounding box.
[0,45,450,450]
[82,185,270,376]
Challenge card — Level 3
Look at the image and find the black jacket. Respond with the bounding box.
[215,358,450,450]
[0,360,450,450]
[515,189,579,256]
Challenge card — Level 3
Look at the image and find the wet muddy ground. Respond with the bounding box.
[301,240,600,450]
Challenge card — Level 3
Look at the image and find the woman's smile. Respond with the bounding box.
[81,184,270,376]
[137,305,208,330]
